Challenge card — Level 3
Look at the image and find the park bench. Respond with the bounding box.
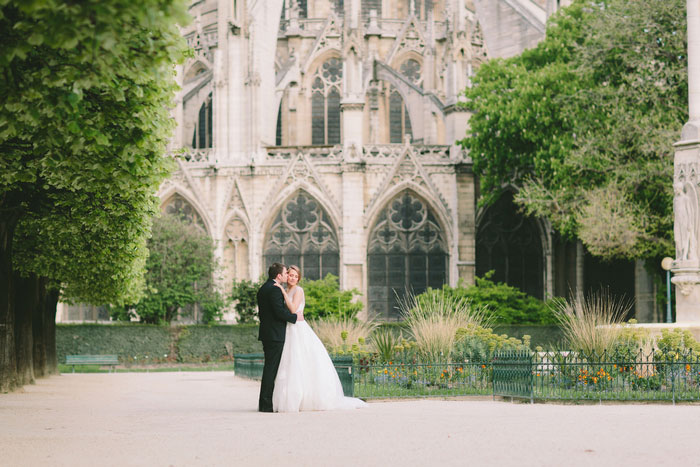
[65,355,119,373]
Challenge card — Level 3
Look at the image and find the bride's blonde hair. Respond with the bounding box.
[287,265,302,280]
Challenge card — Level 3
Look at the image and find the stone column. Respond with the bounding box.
[671,0,700,323]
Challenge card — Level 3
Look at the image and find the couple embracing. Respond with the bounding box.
[257,262,366,413]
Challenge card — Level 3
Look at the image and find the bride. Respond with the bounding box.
[272,265,366,412]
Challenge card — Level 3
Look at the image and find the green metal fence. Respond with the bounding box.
[528,350,700,403]
[233,353,355,397]
[233,353,265,380]
[235,350,700,403]
[353,359,491,399]
[493,350,533,402]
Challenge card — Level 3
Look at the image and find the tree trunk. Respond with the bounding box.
[14,272,36,386]
[32,278,48,378]
[0,217,18,393]
[44,288,59,375]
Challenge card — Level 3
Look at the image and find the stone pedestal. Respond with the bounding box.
[671,138,700,323]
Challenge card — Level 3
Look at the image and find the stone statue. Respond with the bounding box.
[674,180,699,261]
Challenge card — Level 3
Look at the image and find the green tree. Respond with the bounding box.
[0,0,189,391]
[462,0,687,261]
[230,278,264,324]
[113,214,225,324]
[301,274,363,320]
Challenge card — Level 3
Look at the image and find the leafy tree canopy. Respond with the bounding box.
[112,214,225,324]
[0,0,189,304]
[461,0,687,261]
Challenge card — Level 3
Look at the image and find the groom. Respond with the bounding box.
[257,262,302,412]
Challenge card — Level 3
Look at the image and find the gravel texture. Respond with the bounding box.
[1,372,700,466]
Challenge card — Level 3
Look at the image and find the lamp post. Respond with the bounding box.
[661,257,674,323]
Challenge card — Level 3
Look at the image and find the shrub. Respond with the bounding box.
[400,289,488,362]
[230,278,264,323]
[453,324,530,362]
[56,324,261,363]
[420,272,556,325]
[301,274,363,320]
[552,290,632,355]
[656,328,700,355]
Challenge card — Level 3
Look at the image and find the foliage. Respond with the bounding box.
[310,317,376,354]
[113,214,225,324]
[175,324,262,361]
[461,0,687,261]
[552,290,632,355]
[454,324,531,362]
[400,289,489,362]
[425,273,556,325]
[1,0,190,305]
[614,319,657,355]
[370,327,407,362]
[230,278,264,324]
[56,323,262,363]
[656,328,700,355]
[300,274,363,320]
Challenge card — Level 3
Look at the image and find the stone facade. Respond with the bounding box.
[133,0,640,325]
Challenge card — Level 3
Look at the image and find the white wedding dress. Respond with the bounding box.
[273,287,366,412]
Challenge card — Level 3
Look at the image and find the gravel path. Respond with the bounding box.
[1,372,699,466]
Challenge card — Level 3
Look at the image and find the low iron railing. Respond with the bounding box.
[234,350,700,403]
[353,359,491,399]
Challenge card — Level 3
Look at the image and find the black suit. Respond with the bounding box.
[257,279,298,412]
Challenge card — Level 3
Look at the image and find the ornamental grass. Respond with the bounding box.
[398,289,489,363]
[552,290,632,356]
[310,317,376,351]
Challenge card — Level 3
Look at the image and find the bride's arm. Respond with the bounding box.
[275,284,304,315]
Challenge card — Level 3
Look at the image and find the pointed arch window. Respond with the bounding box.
[476,192,544,299]
[264,192,339,280]
[162,194,206,231]
[276,102,283,146]
[368,192,448,320]
[311,57,342,145]
[191,92,213,149]
[389,88,412,143]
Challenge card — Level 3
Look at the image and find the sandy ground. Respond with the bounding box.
[1,372,700,467]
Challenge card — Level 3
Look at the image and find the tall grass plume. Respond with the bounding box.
[399,289,489,362]
[552,290,631,356]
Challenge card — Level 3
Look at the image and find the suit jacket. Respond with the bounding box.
[257,279,298,342]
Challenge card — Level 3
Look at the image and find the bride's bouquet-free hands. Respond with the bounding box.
[274,282,304,321]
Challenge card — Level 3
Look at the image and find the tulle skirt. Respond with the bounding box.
[273,321,366,412]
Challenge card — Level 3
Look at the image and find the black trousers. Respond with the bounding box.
[259,340,285,412]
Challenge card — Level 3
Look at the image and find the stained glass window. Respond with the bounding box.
[191,92,213,149]
[162,194,206,231]
[368,192,448,320]
[264,192,339,280]
[311,58,342,145]
[476,192,543,299]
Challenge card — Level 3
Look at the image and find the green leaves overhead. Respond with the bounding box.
[1,0,189,304]
[461,0,687,261]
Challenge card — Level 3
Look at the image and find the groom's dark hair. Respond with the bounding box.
[268,262,286,280]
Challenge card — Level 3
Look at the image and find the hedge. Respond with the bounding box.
[56,323,563,364]
[57,324,261,363]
